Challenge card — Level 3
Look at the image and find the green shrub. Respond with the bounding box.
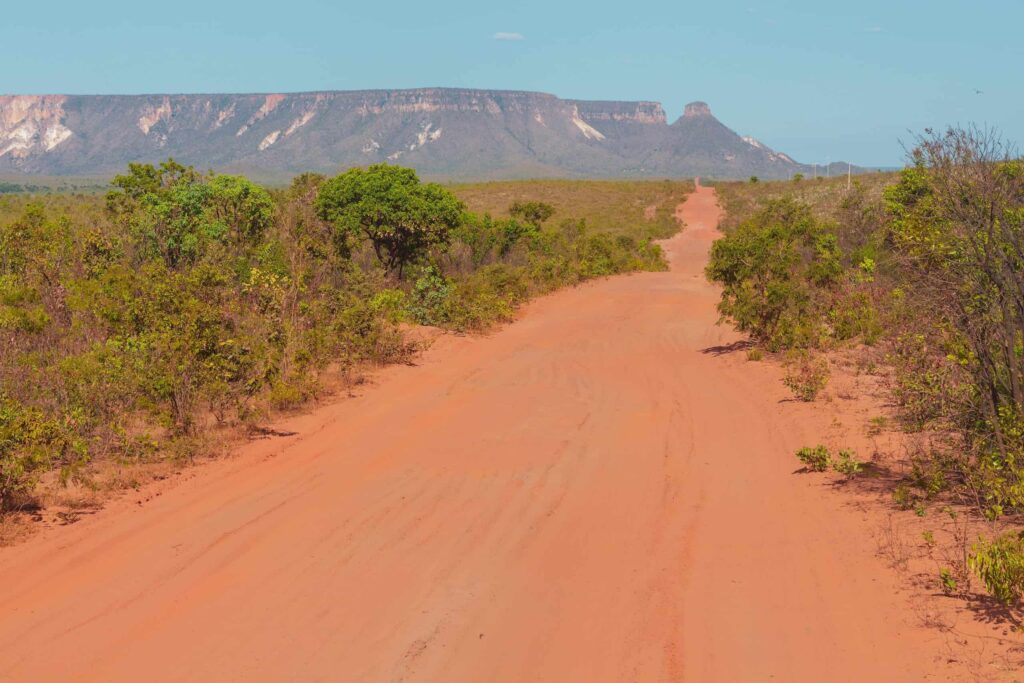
[909,454,950,499]
[939,567,958,595]
[832,449,863,478]
[892,484,917,510]
[315,164,463,278]
[705,198,842,351]
[369,288,409,323]
[0,397,64,510]
[970,531,1024,605]
[266,379,310,411]
[829,290,883,344]
[797,445,831,472]
[509,200,555,227]
[408,265,452,326]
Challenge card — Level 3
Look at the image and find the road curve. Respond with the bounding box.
[0,184,950,681]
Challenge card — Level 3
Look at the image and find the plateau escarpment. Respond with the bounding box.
[0,89,837,180]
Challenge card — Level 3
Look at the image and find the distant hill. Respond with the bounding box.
[0,89,859,181]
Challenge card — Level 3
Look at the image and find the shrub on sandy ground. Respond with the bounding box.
[0,396,72,510]
[414,213,667,332]
[970,531,1024,606]
[783,351,830,402]
[705,198,844,351]
[797,445,831,472]
[832,449,864,478]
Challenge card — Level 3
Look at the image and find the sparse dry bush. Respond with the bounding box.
[783,352,830,401]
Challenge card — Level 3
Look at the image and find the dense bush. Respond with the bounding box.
[705,198,843,351]
[885,129,1024,517]
[711,127,1024,606]
[0,162,674,510]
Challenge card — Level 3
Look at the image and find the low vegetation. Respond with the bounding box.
[832,449,864,479]
[971,531,1024,605]
[782,352,830,401]
[452,179,688,241]
[0,164,684,517]
[797,445,832,472]
[711,127,1024,609]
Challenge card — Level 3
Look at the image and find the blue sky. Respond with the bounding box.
[4,0,1021,166]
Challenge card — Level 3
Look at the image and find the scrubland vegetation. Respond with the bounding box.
[707,128,1024,609]
[452,179,686,241]
[0,165,684,520]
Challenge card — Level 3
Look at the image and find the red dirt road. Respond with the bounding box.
[0,185,959,681]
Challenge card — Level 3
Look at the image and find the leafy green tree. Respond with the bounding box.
[509,201,555,228]
[315,164,464,277]
[107,161,273,268]
[205,175,275,249]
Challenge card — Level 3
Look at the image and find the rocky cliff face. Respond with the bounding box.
[0,96,74,159]
[0,89,816,180]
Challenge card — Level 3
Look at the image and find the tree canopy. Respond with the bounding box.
[314,164,464,277]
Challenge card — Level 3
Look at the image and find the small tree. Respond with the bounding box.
[205,175,275,249]
[315,165,464,277]
[509,201,555,228]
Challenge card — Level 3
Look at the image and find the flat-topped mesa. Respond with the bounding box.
[0,89,814,179]
[571,100,667,125]
[683,101,713,119]
[345,88,563,115]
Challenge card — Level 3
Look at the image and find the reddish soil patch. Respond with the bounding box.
[0,183,1017,680]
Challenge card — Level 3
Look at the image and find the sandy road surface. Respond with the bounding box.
[0,184,957,681]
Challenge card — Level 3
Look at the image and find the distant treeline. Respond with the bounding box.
[0,182,41,194]
[0,181,109,194]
